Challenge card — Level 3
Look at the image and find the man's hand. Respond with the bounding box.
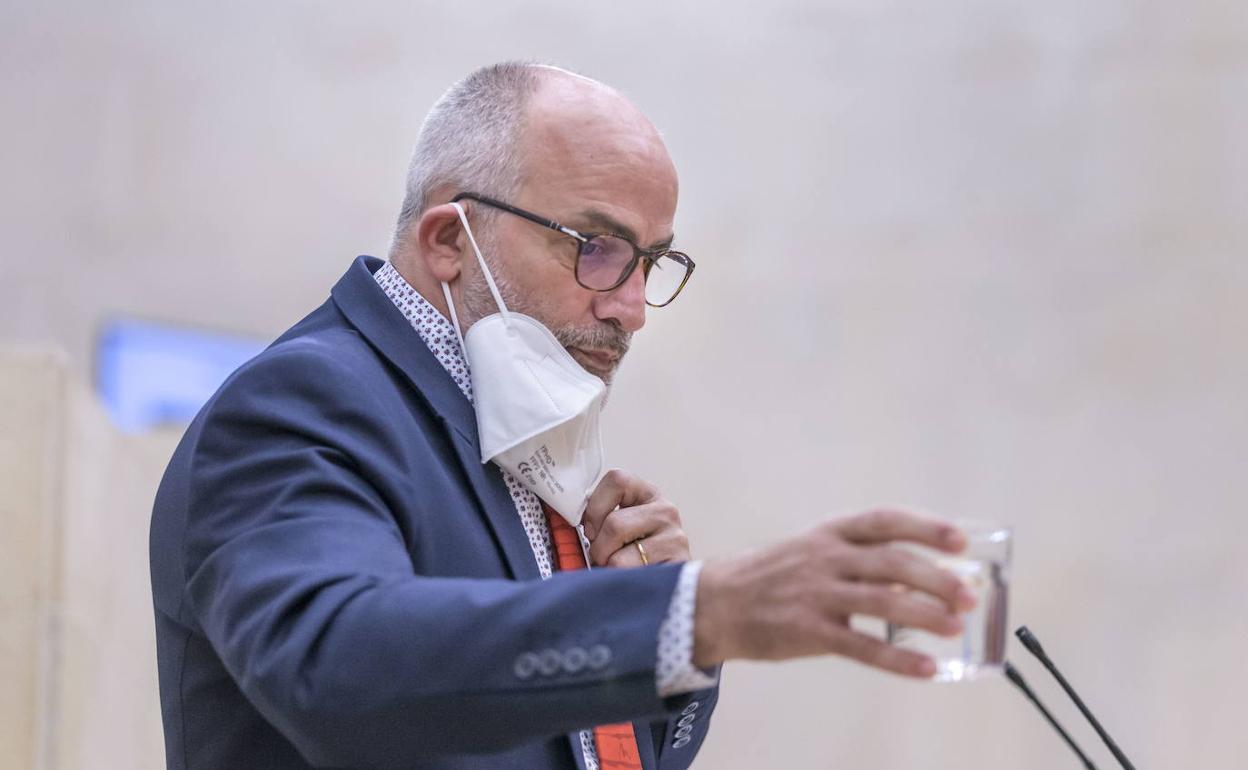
[581,469,691,568]
[692,507,977,679]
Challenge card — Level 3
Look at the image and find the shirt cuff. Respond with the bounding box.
[655,561,720,696]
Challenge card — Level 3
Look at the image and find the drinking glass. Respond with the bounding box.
[885,521,1012,682]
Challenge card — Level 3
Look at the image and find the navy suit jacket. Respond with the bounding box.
[150,256,718,769]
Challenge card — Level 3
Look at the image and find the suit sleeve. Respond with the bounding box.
[182,342,685,767]
[652,681,720,770]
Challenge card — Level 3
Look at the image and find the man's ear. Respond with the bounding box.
[414,203,468,283]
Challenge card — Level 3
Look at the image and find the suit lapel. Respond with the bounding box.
[566,733,589,770]
[634,720,658,770]
[330,256,540,582]
[444,433,544,582]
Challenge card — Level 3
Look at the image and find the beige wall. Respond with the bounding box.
[2,0,1246,767]
[1,349,171,770]
[0,350,65,770]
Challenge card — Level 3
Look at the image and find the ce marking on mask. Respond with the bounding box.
[516,445,565,497]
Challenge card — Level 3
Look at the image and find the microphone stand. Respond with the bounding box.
[1015,626,1137,770]
[1003,661,1098,769]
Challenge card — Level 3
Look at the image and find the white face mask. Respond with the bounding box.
[441,202,608,526]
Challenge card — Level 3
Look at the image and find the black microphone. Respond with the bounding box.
[1015,626,1137,770]
[1003,661,1098,769]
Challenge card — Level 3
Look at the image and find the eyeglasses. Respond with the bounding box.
[450,192,695,307]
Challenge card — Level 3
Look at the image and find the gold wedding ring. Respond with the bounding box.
[634,539,649,566]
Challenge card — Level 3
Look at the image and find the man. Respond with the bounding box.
[150,62,975,769]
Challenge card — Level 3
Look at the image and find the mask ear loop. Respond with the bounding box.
[440,280,468,356]
[450,201,511,324]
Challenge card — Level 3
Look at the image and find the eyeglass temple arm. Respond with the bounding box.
[450,192,587,243]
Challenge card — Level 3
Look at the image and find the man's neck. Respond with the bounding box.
[390,249,454,322]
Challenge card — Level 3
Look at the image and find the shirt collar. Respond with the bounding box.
[373,261,473,404]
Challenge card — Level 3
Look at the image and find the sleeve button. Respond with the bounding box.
[563,646,588,673]
[514,652,538,679]
[588,644,611,669]
[539,649,562,676]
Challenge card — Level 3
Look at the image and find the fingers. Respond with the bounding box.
[603,527,691,568]
[586,502,687,567]
[835,507,967,554]
[600,538,653,569]
[845,545,976,613]
[581,469,659,541]
[827,625,937,679]
[829,582,964,637]
[695,507,976,671]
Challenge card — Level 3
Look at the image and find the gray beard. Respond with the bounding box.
[459,240,632,386]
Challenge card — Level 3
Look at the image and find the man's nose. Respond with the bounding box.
[593,262,647,333]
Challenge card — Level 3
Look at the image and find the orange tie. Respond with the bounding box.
[543,503,644,770]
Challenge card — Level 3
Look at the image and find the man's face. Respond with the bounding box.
[459,75,680,386]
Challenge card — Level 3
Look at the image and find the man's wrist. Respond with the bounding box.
[692,559,732,668]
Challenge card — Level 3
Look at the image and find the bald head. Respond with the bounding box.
[392,62,677,253]
[518,68,678,218]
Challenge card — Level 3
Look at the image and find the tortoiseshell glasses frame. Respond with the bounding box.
[451,192,695,307]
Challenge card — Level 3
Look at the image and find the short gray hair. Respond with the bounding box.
[390,62,548,252]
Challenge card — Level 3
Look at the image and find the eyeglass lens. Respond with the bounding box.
[642,253,688,306]
[575,235,688,305]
